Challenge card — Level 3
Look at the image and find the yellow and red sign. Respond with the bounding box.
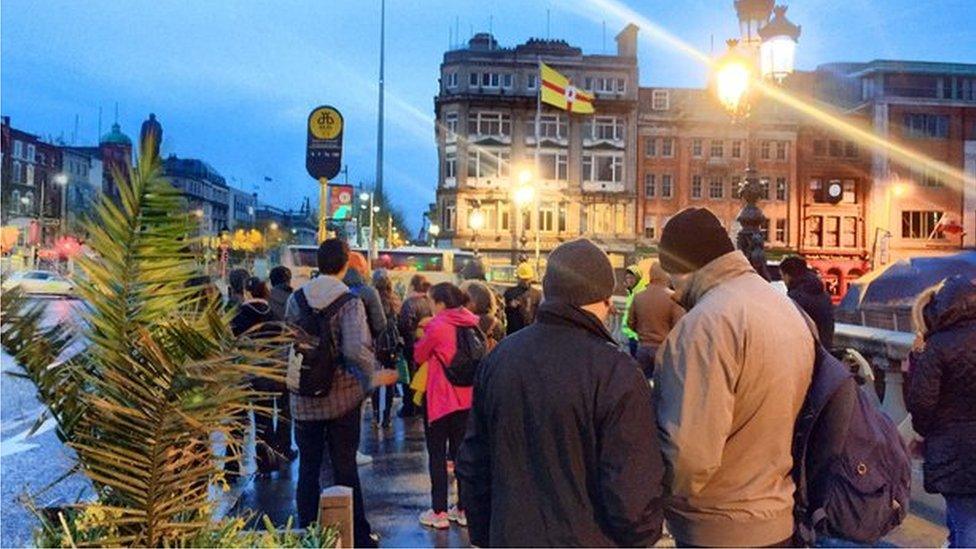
[540,62,595,114]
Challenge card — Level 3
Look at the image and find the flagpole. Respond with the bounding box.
[534,58,543,273]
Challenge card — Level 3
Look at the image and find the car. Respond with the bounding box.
[1,270,75,296]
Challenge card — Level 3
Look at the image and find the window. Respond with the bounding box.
[502,74,513,88]
[775,177,787,201]
[445,72,458,89]
[11,190,20,213]
[844,141,858,158]
[500,207,511,231]
[481,72,501,88]
[842,179,857,203]
[806,216,823,248]
[775,219,786,243]
[841,216,858,248]
[644,137,656,157]
[589,77,624,94]
[468,112,511,136]
[776,141,787,160]
[730,176,741,199]
[445,150,456,179]
[813,140,826,156]
[531,114,567,139]
[558,203,567,232]
[616,78,626,93]
[661,137,674,157]
[710,140,724,158]
[661,174,673,199]
[759,178,770,200]
[761,140,771,160]
[538,203,555,232]
[444,112,458,138]
[691,175,703,199]
[911,166,944,187]
[824,216,840,247]
[469,72,478,86]
[591,117,624,141]
[732,140,742,158]
[903,113,949,139]
[582,153,624,182]
[692,139,703,157]
[644,216,657,239]
[829,140,842,157]
[537,151,568,180]
[12,161,23,183]
[467,148,510,178]
[24,191,34,212]
[709,177,724,199]
[27,144,35,162]
[13,141,23,159]
[443,205,457,231]
[644,173,656,198]
[761,219,770,242]
[651,90,669,110]
[527,74,538,90]
[26,164,35,186]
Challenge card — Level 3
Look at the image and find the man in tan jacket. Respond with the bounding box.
[628,260,685,376]
[654,208,814,547]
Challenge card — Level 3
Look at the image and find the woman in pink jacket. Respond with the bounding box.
[414,282,479,530]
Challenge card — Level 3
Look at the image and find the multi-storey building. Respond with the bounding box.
[636,88,800,250]
[433,25,640,268]
[162,155,229,234]
[228,186,257,230]
[812,60,976,265]
[1,116,65,247]
[60,147,104,235]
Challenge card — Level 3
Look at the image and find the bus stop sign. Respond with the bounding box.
[306,105,343,179]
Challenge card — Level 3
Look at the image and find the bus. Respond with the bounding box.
[281,244,475,293]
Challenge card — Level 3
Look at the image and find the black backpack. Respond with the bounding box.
[442,326,487,387]
[792,332,911,545]
[375,312,403,368]
[287,290,357,397]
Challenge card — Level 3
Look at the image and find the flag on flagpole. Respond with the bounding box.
[540,62,595,114]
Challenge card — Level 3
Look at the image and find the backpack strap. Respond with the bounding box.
[319,292,358,320]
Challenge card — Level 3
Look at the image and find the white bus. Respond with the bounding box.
[281,244,475,292]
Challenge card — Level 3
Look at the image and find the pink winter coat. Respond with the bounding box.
[414,306,479,423]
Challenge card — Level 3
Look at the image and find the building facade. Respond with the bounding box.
[1,116,65,247]
[162,155,230,235]
[228,186,257,230]
[61,147,104,236]
[433,26,641,268]
[814,60,976,263]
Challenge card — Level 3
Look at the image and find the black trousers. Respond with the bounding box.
[295,407,372,545]
[370,385,394,423]
[424,409,469,513]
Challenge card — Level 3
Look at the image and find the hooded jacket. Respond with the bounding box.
[284,275,377,421]
[343,269,387,339]
[457,301,665,548]
[906,275,976,496]
[787,269,835,350]
[230,299,275,337]
[414,306,480,423]
[655,251,814,547]
[269,283,293,322]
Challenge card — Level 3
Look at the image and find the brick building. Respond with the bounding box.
[1,116,65,248]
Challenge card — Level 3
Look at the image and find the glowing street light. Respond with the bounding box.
[513,185,535,207]
[429,223,441,237]
[715,46,753,116]
[468,209,485,231]
[758,6,801,82]
[54,173,69,186]
[269,222,279,231]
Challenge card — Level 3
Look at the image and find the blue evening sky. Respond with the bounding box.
[2,0,974,232]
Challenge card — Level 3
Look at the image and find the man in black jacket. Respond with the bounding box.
[781,255,835,349]
[457,238,665,547]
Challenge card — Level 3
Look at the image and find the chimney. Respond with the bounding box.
[615,23,639,58]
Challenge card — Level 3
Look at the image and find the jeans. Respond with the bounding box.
[946,494,976,548]
[425,409,469,513]
[295,407,373,546]
[370,385,394,425]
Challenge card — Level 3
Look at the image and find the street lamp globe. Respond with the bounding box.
[429,223,441,237]
[54,173,69,186]
[372,205,381,213]
[758,6,801,82]
[269,222,279,231]
[291,228,298,234]
[20,196,30,205]
[513,185,535,208]
[517,167,535,186]
[359,192,371,202]
[193,208,204,218]
[715,43,753,115]
[469,209,486,231]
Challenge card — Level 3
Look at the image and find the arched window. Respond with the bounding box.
[24,191,34,214]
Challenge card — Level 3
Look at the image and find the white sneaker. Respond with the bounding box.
[419,509,450,529]
[356,451,373,466]
[448,505,467,527]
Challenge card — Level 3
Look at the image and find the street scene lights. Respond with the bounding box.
[428,222,440,247]
[513,174,535,262]
[468,208,485,256]
[713,3,800,280]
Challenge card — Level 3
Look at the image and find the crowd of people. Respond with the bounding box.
[218,205,974,548]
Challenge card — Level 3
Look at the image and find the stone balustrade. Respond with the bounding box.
[834,322,915,425]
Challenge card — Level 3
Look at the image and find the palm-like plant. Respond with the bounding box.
[1,141,284,546]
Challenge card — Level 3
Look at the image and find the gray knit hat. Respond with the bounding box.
[543,238,616,306]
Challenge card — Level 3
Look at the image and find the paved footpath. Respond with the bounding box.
[235,402,949,548]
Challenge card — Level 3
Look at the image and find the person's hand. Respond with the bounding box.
[418,316,432,328]
[912,333,924,351]
[371,369,399,387]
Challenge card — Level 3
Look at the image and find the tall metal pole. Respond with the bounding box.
[735,119,771,280]
[534,59,543,274]
[375,0,386,198]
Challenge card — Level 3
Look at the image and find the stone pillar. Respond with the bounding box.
[319,485,353,547]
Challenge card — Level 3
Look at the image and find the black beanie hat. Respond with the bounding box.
[659,208,736,274]
[543,238,616,306]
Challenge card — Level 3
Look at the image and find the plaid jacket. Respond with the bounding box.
[286,276,376,421]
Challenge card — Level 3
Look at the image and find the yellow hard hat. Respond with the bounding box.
[516,262,535,280]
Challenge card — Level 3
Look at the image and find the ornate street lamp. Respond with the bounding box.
[513,168,536,265]
[428,222,441,247]
[714,4,800,280]
[468,207,485,256]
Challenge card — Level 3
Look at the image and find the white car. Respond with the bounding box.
[1,270,75,297]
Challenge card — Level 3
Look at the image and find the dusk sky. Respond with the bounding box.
[3,0,974,232]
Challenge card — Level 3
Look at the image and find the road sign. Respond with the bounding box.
[327,184,355,220]
[306,106,344,179]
